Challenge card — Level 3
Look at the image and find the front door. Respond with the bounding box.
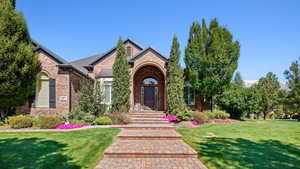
[144,86,155,109]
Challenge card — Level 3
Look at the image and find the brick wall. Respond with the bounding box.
[29,51,70,117]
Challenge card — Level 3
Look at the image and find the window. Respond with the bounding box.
[36,73,49,107]
[184,85,195,106]
[126,46,132,57]
[104,81,112,104]
[143,78,158,85]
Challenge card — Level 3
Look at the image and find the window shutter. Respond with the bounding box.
[29,95,36,108]
[49,78,56,108]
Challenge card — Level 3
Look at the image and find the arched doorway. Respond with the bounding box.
[133,65,165,111]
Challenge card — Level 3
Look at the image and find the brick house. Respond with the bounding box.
[22,38,196,116]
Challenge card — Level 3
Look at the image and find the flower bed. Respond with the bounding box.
[56,124,87,130]
[162,115,180,122]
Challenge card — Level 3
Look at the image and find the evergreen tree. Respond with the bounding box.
[255,72,281,120]
[111,38,131,113]
[167,35,186,114]
[233,71,244,86]
[185,18,240,111]
[284,57,300,121]
[0,0,40,118]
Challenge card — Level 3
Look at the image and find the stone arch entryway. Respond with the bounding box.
[133,65,165,111]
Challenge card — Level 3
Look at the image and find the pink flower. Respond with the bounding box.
[192,121,200,126]
[56,124,88,130]
[161,115,180,122]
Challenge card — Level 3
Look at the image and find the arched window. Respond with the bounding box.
[143,78,158,85]
[126,46,132,57]
[36,73,49,107]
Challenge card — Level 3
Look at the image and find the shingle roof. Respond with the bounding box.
[32,40,68,64]
[32,40,90,78]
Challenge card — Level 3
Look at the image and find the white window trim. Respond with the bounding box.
[103,81,112,105]
[185,83,195,106]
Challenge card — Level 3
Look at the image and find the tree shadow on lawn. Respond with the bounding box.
[194,138,300,169]
[0,138,81,169]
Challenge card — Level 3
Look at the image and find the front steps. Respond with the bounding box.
[104,139,197,158]
[95,111,207,169]
[118,129,182,140]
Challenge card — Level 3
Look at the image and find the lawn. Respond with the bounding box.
[177,120,300,169]
[0,128,120,169]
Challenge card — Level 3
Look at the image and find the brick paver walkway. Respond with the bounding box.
[95,111,207,169]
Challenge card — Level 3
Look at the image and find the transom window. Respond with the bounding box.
[143,78,158,85]
[36,73,49,107]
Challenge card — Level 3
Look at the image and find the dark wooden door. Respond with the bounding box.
[144,86,155,109]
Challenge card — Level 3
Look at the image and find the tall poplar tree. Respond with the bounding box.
[284,57,300,121]
[167,35,186,114]
[111,38,131,113]
[185,18,240,111]
[0,0,40,118]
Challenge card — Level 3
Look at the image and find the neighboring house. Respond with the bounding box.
[17,38,197,116]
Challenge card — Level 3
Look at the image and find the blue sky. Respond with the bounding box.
[17,0,300,81]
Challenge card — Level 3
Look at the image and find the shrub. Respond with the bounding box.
[193,111,208,124]
[8,115,33,129]
[37,116,64,129]
[94,116,113,125]
[174,109,194,121]
[204,110,230,120]
[108,113,130,124]
[68,119,86,125]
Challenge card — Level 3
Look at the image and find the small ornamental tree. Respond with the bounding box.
[185,18,240,111]
[111,38,131,113]
[0,0,40,119]
[284,57,300,121]
[217,84,261,119]
[255,72,281,120]
[167,35,186,115]
[69,81,106,123]
[233,71,244,86]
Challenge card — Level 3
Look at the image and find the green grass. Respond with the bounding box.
[177,120,300,169]
[0,128,120,169]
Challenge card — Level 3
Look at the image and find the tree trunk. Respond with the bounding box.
[195,95,205,112]
[263,113,267,120]
[210,96,213,112]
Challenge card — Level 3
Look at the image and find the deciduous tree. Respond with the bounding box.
[255,72,281,120]
[284,57,300,121]
[217,84,261,119]
[185,18,240,111]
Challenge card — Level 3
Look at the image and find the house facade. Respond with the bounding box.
[19,38,196,116]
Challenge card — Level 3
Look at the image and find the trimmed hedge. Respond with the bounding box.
[94,116,113,125]
[204,110,230,120]
[37,116,64,129]
[8,115,33,129]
